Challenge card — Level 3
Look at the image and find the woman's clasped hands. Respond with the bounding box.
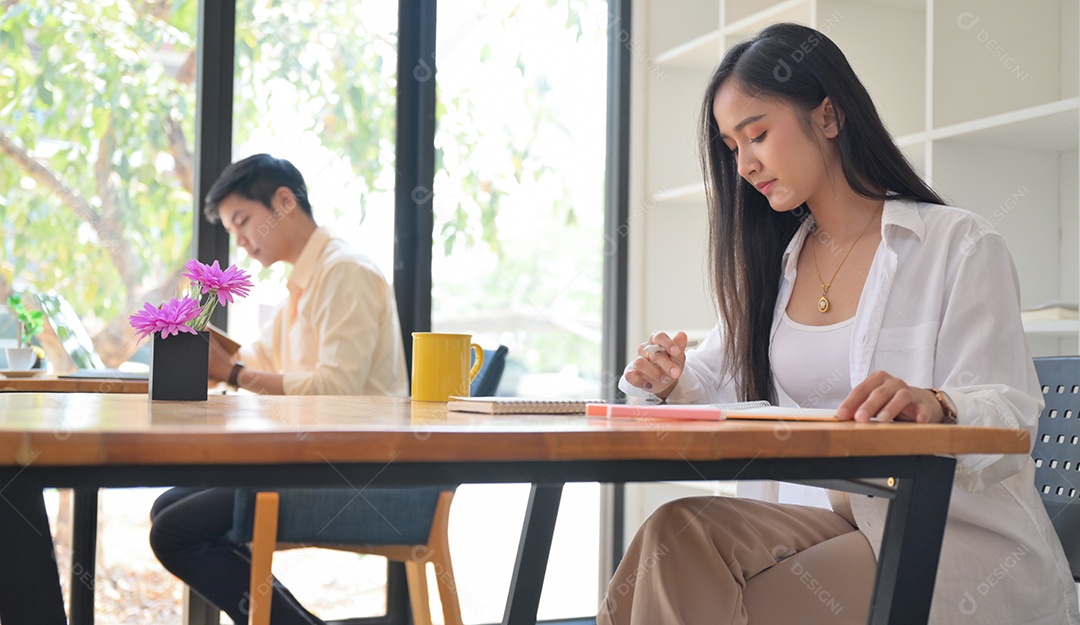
[626,331,691,398]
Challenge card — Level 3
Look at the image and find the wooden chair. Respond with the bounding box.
[246,489,461,625]
[1032,356,1080,580]
[236,345,509,625]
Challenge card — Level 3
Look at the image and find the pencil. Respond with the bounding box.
[643,339,700,354]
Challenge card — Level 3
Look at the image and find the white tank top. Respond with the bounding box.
[771,311,854,408]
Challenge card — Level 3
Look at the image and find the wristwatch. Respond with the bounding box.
[929,388,958,424]
[228,362,245,390]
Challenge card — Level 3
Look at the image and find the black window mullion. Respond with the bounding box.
[393,0,438,372]
[193,0,236,330]
[601,0,633,592]
[602,0,632,400]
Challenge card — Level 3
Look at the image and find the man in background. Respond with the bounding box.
[150,153,407,625]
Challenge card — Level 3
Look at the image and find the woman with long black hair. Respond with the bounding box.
[599,23,1078,625]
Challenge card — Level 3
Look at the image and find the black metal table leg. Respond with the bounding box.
[386,561,411,625]
[0,474,66,625]
[868,455,956,625]
[503,483,564,625]
[70,487,99,625]
[183,587,221,625]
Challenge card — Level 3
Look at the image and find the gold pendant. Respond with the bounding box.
[818,295,830,313]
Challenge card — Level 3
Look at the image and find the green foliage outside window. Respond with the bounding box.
[6,292,43,347]
[1,0,197,364]
[0,0,599,380]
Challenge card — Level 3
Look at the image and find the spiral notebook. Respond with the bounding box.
[447,396,600,415]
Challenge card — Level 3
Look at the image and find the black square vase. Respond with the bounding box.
[150,331,209,401]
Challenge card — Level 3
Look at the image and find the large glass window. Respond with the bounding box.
[0,0,196,368]
[226,0,399,350]
[433,1,609,620]
[432,2,607,400]
[224,1,401,620]
[4,1,618,621]
[1,2,197,619]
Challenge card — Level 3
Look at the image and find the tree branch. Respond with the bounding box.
[167,117,194,194]
[1,132,149,365]
[0,131,108,233]
[92,125,142,294]
[95,272,183,366]
[1,129,143,308]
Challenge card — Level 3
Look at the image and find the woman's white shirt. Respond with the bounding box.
[620,199,1079,624]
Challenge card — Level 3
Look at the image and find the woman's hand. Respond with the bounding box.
[624,331,691,399]
[837,370,946,423]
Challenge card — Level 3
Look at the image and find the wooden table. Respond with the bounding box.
[0,374,148,394]
[0,393,1030,625]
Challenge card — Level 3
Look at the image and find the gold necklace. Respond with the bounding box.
[810,211,878,313]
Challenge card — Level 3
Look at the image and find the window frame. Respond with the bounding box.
[190,0,631,620]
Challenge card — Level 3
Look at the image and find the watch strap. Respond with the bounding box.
[228,362,245,389]
[929,388,957,423]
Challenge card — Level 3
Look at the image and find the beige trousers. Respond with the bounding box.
[597,496,876,625]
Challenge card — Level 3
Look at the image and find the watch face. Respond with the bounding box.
[936,390,957,420]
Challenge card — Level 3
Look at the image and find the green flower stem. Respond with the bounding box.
[190,294,218,332]
[187,282,218,331]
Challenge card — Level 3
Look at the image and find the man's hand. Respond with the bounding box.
[207,333,238,381]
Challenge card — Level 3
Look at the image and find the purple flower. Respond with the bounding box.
[183,259,253,306]
[128,296,202,341]
[131,259,251,340]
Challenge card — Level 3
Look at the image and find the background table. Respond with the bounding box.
[0,375,148,394]
[0,393,1030,625]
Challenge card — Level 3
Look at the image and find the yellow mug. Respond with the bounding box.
[411,333,484,402]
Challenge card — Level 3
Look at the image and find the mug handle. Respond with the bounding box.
[468,344,485,383]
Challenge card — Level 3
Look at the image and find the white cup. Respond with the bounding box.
[5,347,36,370]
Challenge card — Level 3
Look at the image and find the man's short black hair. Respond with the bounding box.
[203,154,313,223]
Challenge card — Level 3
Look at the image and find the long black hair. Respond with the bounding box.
[699,23,943,402]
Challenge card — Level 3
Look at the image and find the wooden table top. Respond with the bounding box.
[0,375,148,394]
[0,394,1031,468]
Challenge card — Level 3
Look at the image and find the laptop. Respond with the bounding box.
[34,293,149,380]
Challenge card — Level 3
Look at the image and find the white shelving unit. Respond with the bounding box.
[621,0,1080,542]
[628,0,1080,357]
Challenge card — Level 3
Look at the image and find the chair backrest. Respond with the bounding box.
[470,345,508,397]
[230,486,446,546]
[1032,356,1080,581]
